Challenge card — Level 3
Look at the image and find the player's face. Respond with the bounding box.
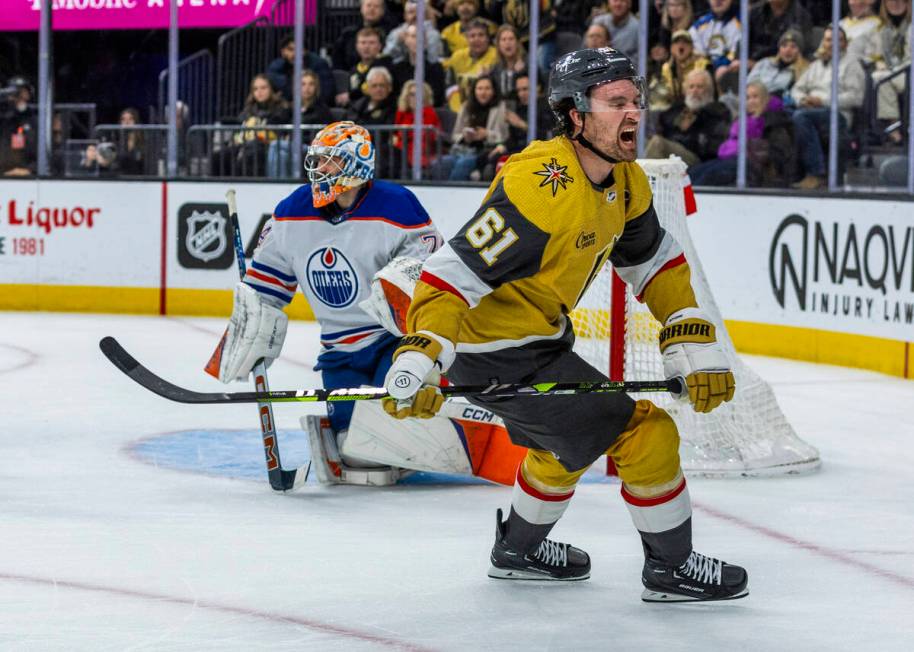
[580,79,642,162]
[309,153,346,180]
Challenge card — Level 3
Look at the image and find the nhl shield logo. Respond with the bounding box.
[186,210,227,262]
[306,247,359,308]
[177,203,233,270]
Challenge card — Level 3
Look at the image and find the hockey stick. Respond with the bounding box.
[101,335,683,404]
[223,189,308,492]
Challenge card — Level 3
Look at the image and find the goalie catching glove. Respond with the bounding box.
[382,331,454,419]
[204,282,288,383]
[659,307,735,413]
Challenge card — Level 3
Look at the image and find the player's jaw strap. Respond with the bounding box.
[575,113,622,165]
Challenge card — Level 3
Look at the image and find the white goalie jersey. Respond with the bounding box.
[243,181,442,354]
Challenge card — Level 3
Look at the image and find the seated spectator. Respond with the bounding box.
[347,67,398,125]
[0,76,35,176]
[437,75,508,180]
[441,0,497,57]
[582,23,611,49]
[486,0,558,76]
[645,68,731,166]
[747,29,809,100]
[497,72,552,159]
[748,0,813,64]
[392,80,442,173]
[655,0,695,52]
[489,25,527,105]
[339,27,397,107]
[592,0,639,66]
[347,67,399,177]
[688,81,795,186]
[332,0,401,71]
[392,24,448,106]
[213,74,291,177]
[443,18,499,111]
[790,27,865,189]
[267,36,336,106]
[864,0,911,144]
[267,70,334,178]
[689,0,741,85]
[110,107,145,175]
[842,0,883,59]
[654,30,710,111]
[553,0,607,45]
[385,0,445,63]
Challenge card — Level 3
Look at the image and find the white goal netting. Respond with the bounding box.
[571,157,821,477]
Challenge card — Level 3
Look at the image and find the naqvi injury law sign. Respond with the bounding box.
[7,0,278,31]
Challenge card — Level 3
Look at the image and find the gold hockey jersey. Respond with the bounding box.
[409,136,697,352]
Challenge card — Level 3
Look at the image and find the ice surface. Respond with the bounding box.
[1,312,912,651]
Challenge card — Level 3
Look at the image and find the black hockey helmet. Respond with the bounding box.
[548,48,644,136]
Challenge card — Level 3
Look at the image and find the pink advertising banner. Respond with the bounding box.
[5,0,279,32]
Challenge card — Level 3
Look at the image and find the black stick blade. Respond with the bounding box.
[99,336,228,404]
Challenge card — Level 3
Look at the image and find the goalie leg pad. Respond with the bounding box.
[301,415,401,486]
[205,282,288,383]
[344,400,527,485]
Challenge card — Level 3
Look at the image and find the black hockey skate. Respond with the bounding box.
[641,550,748,602]
[487,509,591,581]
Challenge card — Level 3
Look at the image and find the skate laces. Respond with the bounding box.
[532,539,568,567]
[679,551,722,585]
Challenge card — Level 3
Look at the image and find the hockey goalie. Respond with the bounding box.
[205,121,525,487]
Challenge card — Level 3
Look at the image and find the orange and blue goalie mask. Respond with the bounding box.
[304,121,375,207]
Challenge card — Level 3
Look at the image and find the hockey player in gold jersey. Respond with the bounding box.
[383,48,746,602]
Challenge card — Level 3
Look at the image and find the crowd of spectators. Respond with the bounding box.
[2,0,913,187]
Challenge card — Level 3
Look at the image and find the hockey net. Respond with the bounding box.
[570,157,821,477]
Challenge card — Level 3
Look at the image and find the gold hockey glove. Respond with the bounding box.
[659,308,735,414]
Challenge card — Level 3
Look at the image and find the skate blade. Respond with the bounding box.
[641,587,749,603]
[487,565,590,581]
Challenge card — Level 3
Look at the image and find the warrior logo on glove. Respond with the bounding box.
[659,308,735,414]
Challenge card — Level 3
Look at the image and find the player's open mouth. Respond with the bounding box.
[620,128,637,147]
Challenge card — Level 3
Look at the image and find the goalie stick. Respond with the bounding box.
[223,189,308,492]
[101,335,683,404]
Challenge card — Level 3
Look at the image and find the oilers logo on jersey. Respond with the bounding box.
[306,247,359,308]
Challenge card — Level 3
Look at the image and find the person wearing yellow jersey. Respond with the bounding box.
[443,18,499,112]
[383,48,747,602]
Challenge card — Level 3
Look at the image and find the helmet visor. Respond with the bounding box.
[585,77,647,112]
